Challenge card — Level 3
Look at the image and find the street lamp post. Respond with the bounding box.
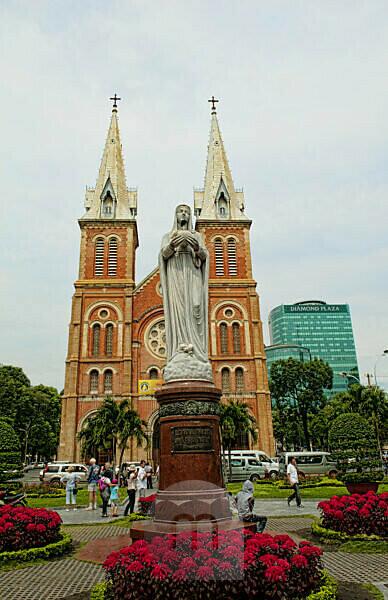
[339,372,360,386]
[373,349,388,387]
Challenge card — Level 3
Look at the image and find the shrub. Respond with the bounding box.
[0,532,72,566]
[138,494,156,516]
[103,530,323,599]
[0,419,23,484]
[317,491,388,537]
[328,413,383,483]
[0,506,62,552]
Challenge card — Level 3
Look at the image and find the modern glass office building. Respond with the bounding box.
[265,344,311,382]
[268,301,359,395]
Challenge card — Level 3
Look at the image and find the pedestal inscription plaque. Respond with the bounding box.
[172,426,213,453]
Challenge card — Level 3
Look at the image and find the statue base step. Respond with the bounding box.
[130,517,257,542]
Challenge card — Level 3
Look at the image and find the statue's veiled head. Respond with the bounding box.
[172,204,192,231]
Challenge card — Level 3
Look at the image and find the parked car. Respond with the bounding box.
[223,450,279,479]
[278,452,338,479]
[224,456,267,482]
[39,463,88,486]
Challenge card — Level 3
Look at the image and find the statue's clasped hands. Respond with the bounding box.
[170,231,199,251]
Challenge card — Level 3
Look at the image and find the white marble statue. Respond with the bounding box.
[159,205,213,382]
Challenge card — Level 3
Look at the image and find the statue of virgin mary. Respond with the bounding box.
[159,205,213,382]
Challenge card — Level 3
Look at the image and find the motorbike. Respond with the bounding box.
[0,488,28,506]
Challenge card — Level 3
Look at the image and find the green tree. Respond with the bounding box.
[0,419,23,485]
[309,393,352,450]
[78,397,148,467]
[269,358,333,449]
[220,400,258,481]
[0,365,61,461]
[0,365,30,423]
[329,412,382,483]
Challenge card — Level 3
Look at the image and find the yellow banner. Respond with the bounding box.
[138,379,163,395]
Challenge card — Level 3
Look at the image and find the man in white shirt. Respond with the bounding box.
[137,460,147,498]
[287,457,302,508]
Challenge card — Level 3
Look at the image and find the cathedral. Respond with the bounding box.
[58,99,274,464]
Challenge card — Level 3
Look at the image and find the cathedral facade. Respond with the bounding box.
[58,102,274,463]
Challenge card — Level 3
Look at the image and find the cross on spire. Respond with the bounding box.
[208,95,219,113]
[110,93,121,110]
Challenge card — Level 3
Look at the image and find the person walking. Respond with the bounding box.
[137,460,147,499]
[110,478,119,517]
[61,466,81,511]
[99,462,113,518]
[236,480,267,532]
[124,465,137,516]
[287,456,303,508]
[86,458,100,511]
[145,462,153,489]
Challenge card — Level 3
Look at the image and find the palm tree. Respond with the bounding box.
[219,399,258,481]
[78,397,148,468]
[117,401,149,466]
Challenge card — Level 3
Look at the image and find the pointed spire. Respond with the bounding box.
[82,100,137,220]
[195,100,246,220]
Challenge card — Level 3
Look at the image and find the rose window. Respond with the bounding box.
[146,321,167,359]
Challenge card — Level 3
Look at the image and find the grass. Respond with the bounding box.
[27,487,128,509]
[361,584,385,600]
[339,540,388,554]
[226,482,388,500]
[27,482,388,507]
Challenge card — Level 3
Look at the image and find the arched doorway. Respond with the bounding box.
[78,411,113,465]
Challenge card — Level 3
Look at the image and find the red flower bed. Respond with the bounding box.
[318,491,388,537]
[0,506,62,552]
[103,530,323,599]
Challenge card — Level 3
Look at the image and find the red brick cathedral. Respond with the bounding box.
[58,102,274,463]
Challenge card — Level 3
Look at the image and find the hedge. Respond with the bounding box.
[0,532,72,567]
[311,520,385,543]
[90,569,337,600]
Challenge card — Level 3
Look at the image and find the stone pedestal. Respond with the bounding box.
[131,379,240,541]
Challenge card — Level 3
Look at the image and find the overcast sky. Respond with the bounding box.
[1,1,388,391]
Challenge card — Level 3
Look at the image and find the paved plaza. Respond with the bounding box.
[1,506,387,600]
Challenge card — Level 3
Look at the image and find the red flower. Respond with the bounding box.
[264,565,288,582]
[291,554,308,568]
[127,560,144,572]
[151,563,171,580]
[197,566,215,580]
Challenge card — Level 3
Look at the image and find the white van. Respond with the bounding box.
[278,452,338,479]
[223,450,279,479]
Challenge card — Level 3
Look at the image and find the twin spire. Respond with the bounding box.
[83,97,246,222]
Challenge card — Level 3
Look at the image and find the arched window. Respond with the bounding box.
[221,368,231,393]
[232,323,241,354]
[227,238,237,276]
[220,323,228,354]
[89,370,99,393]
[104,370,113,393]
[218,192,229,218]
[214,239,224,276]
[92,324,101,356]
[102,192,113,217]
[149,368,158,380]
[108,238,118,276]
[95,238,105,276]
[105,324,113,356]
[236,368,244,393]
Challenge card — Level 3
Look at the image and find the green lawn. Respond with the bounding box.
[26,482,388,508]
[27,487,128,509]
[226,482,388,500]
